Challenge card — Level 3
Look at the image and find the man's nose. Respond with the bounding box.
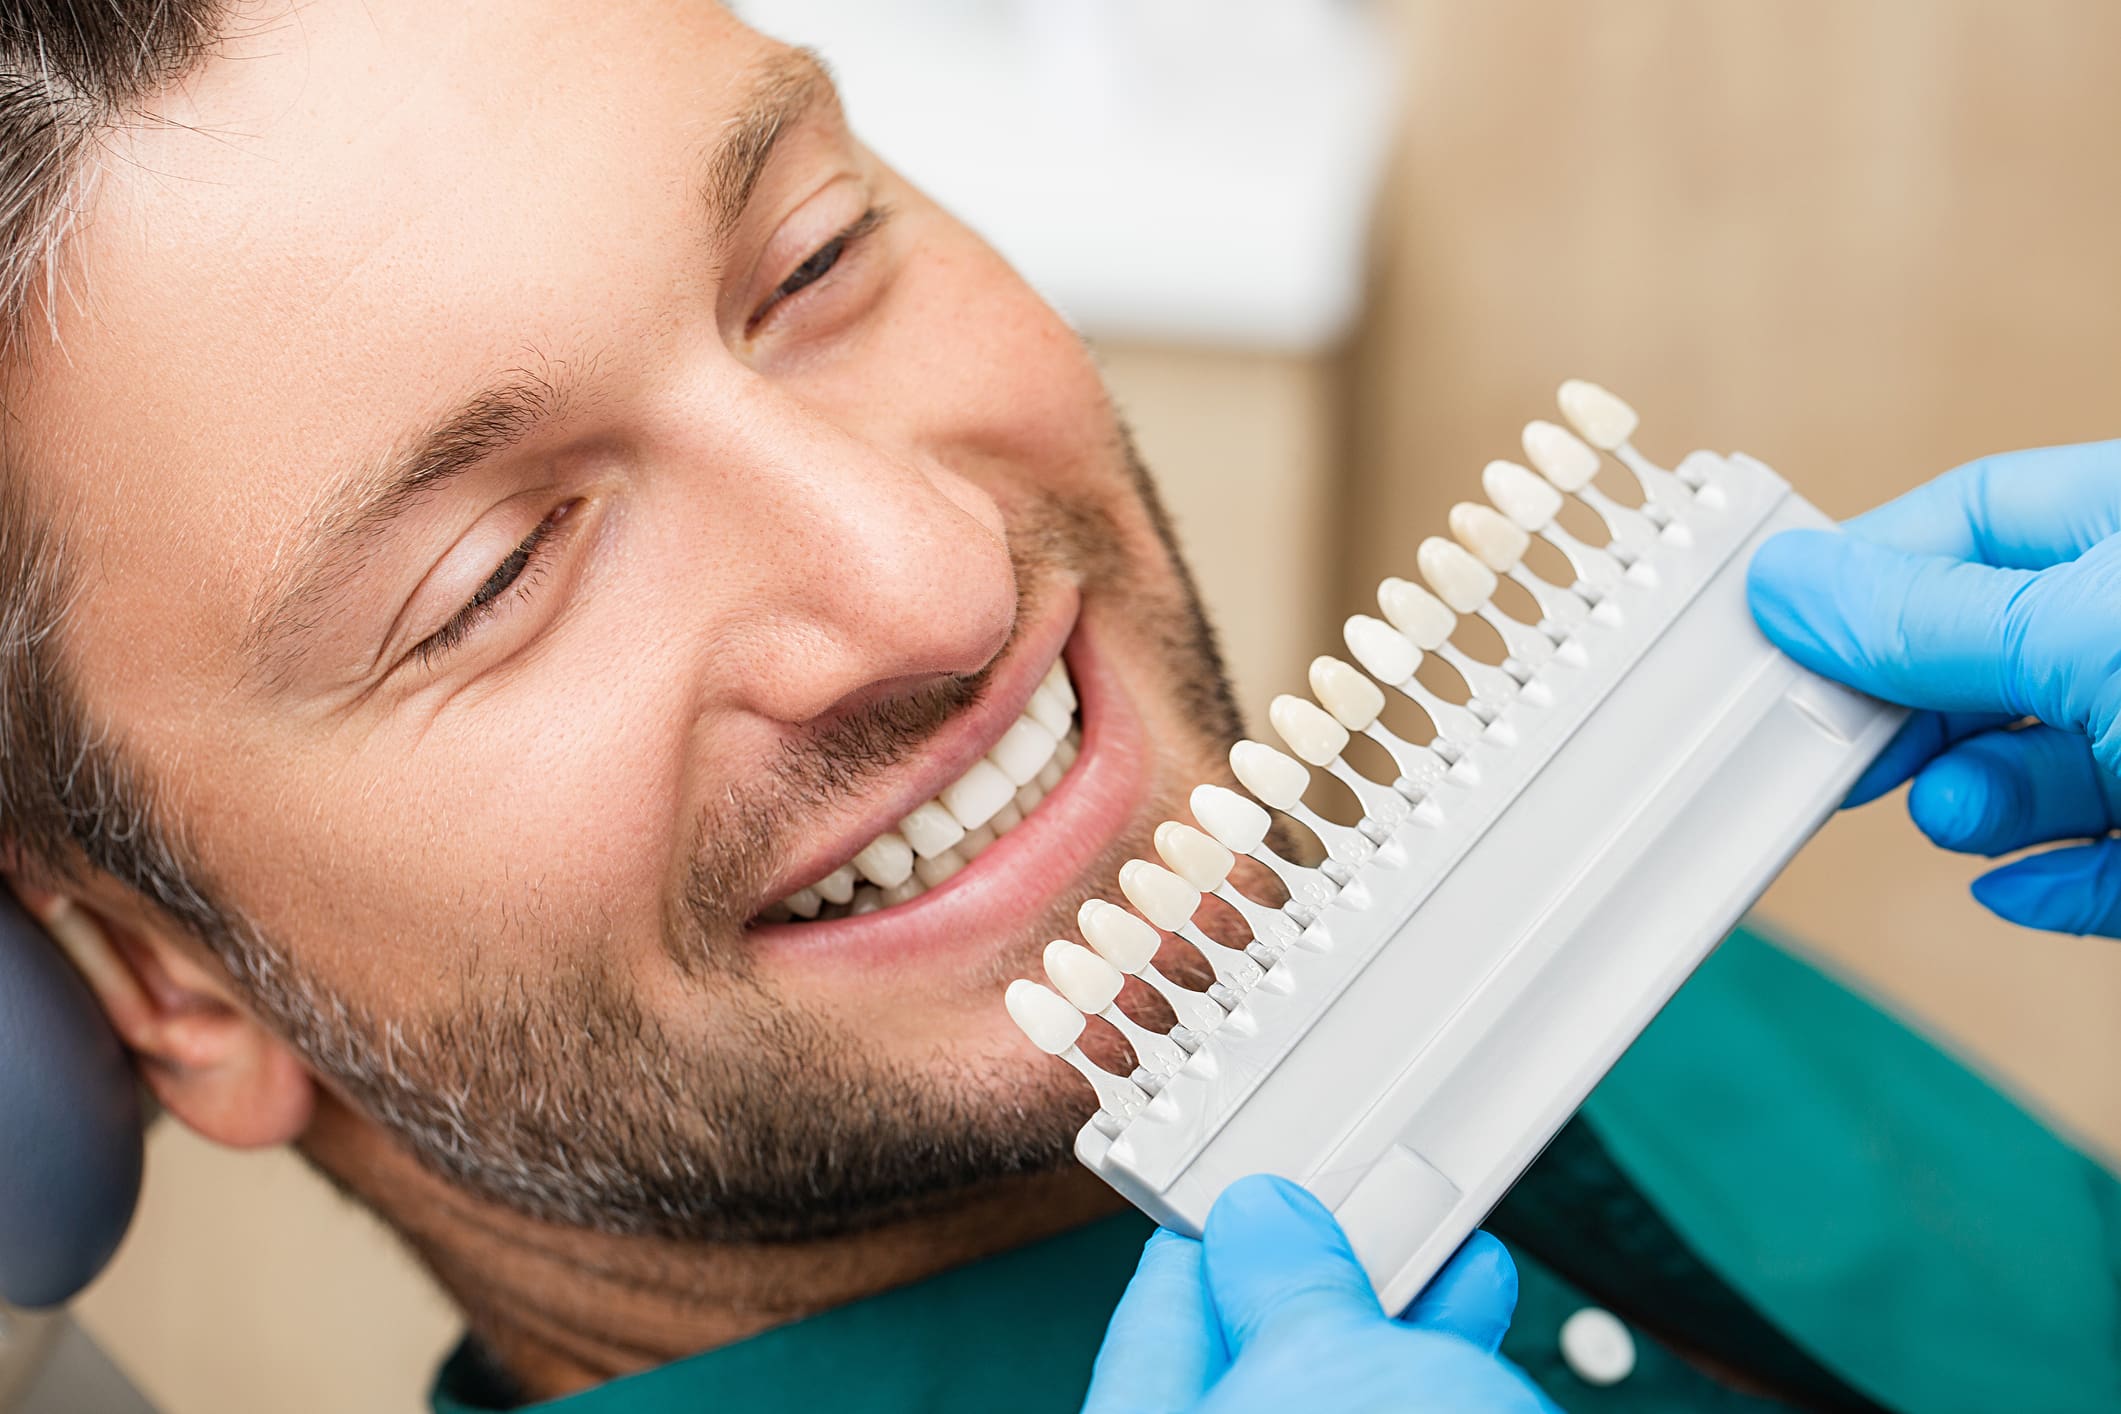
[699,391,1017,726]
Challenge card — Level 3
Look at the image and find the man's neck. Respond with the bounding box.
[303,1100,1124,1403]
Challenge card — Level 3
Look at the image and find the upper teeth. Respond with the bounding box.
[765,658,1082,922]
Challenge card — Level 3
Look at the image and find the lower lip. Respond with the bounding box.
[745,625,1149,971]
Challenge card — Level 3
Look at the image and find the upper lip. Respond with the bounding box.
[744,583,1081,916]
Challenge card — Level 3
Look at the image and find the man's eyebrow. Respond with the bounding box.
[244,50,841,679]
[244,367,572,674]
[702,46,839,244]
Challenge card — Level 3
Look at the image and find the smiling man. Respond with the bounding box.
[7,3,2121,1413]
[5,0,1239,1365]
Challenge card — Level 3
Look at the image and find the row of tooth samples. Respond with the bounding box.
[762,659,1081,922]
[1007,381,1712,1130]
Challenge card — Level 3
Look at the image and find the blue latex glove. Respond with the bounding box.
[1081,1175,1559,1413]
[1747,439,2121,935]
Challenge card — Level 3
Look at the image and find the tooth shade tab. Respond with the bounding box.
[898,801,967,859]
[1483,459,1563,530]
[1231,739,1311,811]
[1558,378,1639,450]
[1191,783,1271,855]
[1044,940,1125,1013]
[1343,614,1419,684]
[1418,536,1500,612]
[1523,420,1602,492]
[1005,979,1086,1054]
[1450,502,1531,573]
[1310,656,1385,731]
[1119,859,1202,931]
[1269,693,1350,766]
[1377,579,1457,649]
[1078,898,1162,972]
[1155,821,1235,890]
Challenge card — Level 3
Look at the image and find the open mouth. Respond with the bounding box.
[758,656,1086,923]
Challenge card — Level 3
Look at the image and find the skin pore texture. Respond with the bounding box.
[10,1,1251,1398]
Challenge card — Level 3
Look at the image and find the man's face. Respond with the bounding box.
[24,2,1240,1233]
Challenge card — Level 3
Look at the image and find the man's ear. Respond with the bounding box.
[8,880,316,1149]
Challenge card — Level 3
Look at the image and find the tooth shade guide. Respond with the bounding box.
[1006,388,1907,1313]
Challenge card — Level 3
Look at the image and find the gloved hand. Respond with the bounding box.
[1081,1174,1559,1413]
[1747,439,2121,935]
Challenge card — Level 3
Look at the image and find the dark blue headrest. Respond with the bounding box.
[0,889,142,1306]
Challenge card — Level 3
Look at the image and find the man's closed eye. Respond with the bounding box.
[411,499,581,668]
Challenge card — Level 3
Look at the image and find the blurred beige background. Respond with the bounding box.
[70,3,2121,1410]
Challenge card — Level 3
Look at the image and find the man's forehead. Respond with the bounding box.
[29,2,802,657]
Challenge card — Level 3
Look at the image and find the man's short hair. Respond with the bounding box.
[0,2,231,936]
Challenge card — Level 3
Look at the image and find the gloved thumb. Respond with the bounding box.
[1398,1230,1519,1354]
[1200,1176,1378,1352]
[1747,529,2036,715]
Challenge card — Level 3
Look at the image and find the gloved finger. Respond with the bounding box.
[1908,725,2121,856]
[1201,1175,1376,1352]
[1748,530,2038,714]
[1083,1229,1220,1413]
[1972,838,2121,938]
[1394,1230,1518,1354]
[1846,709,2019,808]
[1842,441,2121,567]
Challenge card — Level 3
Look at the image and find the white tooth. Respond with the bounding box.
[914,848,966,888]
[852,831,916,888]
[898,801,967,859]
[1191,783,1271,855]
[815,864,858,906]
[1523,420,1602,491]
[1343,614,1418,685]
[1450,502,1531,573]
[989,801,1024,834]
[1044,939,1125,1014]
[1378,578,1458,649]
[989,716,1059,785]
[1044,657,1078,713]
[1417,536,1498,614]
[1483,459,1563,530]
[1026,683,1073,738]
[1309,656,1385,731]
[1054,733,1079,769]
[1006,979,1087,1054]
[784,887,822,919]
[1558,378,1639,451]
[1120,859,1200,931]
[1269,694,1349,767]
[1230,740,1310,812]
[941,759,1016,831]
[1155,821,1233,891]
[959,824,997,858]
[880,878,924,907]
[849,887,884,916]
[1078,899,1162,972]
[1014,780,1045,814]
[1035,759,1065,791]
